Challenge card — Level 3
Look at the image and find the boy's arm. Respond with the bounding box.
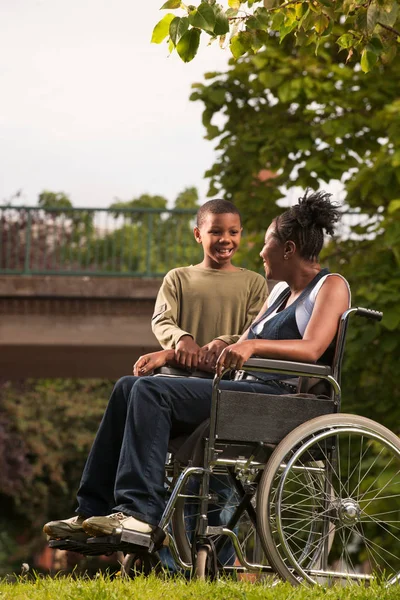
[151,271,193,349]
[214,274,268,345]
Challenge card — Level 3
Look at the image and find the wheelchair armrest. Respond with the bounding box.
[240,358,332,378]
[154,366,213,379]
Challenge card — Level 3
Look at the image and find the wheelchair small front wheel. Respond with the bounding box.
[121,552,160,578]
[172,467,268,571]
[193,544,217,580]
[257,413,400,586]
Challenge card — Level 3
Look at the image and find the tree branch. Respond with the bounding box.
[377,21,400,36]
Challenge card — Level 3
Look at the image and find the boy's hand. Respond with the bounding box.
[175,336,201,370]
[133,349,174,376]
[215,340,255,377]
[198,339,228,372]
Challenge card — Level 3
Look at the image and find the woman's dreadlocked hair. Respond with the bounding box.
[273,190,341,261]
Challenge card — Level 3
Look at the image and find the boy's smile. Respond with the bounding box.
[194,212,242,270]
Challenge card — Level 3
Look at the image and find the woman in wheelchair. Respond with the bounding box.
[43,190,351,545]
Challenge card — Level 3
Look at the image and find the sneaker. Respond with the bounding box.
[43,515,88,542]
[82,512,153,537]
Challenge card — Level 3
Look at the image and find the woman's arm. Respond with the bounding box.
[216,276,350,375]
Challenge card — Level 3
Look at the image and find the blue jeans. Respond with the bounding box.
[76,375,286,526]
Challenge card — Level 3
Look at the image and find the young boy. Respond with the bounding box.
[150,198,267,570]
[150,199,267,372]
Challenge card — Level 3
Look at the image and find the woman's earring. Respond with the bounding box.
[284,255,288,260]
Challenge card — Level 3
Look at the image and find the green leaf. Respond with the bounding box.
[258,71,284,88]
[360,46,379,72]
[253,7,270,26]
[388,199,400,214]
[189,3,216,32]
[160,0,181,8]
[176,27,201,61]
[337,33,355,49]
[151,13,176,43]
[169,16,189,45]
[295,2,308,19]
[213,6,230,35]
[208,88,226,104]
[355,7,368,32]
[279,19,298,41]
[251,29,269,51]
[314,13,329,34]
[246,15,264,30]
[377,2,399,27]
[228,0,241,8]
[278,79,302,102]
[230,31,253,58]
[382,307,400,331]
[271,11,284,30]
[367,1,379,33]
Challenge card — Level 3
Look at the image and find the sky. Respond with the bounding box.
[0,0,231,208]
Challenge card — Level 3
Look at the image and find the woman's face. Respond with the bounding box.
[260,222,285,280]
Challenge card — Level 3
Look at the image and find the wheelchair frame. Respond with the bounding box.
[50,307,400,586]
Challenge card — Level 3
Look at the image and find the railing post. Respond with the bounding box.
[24,210,32,274]
[146,212,153,276]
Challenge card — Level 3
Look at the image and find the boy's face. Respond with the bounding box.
[194,212,242,268]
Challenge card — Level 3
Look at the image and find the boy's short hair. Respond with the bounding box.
[196,199,242,227]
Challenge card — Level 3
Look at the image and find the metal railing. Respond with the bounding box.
[0,205,379,277]
[0,206,202,277]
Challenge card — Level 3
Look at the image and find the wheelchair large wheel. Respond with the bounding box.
[172,467,268,572]
[257,413,400,586]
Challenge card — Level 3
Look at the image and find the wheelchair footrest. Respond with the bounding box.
[48,527,166,556]
[48,538,117,556]
[88,526,166,553]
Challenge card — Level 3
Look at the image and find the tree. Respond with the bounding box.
[0,378,110,573]
[152,0,400,72]
[188,32,400,262]
[38,191,73,209]
[322,203,400,430]
[189,33,400,429]
[82,189,201,275]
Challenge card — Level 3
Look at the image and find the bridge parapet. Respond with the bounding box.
[0,275,162,379]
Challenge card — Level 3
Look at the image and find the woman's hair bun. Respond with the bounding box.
[294,189,340,236]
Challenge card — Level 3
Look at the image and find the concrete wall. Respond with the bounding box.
[0,275,163,379]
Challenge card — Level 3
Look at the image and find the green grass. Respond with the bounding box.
[0,574,399,600]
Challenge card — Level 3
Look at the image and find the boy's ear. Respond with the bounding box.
[193,226,202,244]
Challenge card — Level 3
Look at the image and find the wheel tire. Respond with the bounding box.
[257,413,400,586]
[194,546,209,580]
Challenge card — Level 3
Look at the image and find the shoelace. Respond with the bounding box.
[110,512,127,521]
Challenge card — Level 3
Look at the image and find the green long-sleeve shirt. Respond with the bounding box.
[152,266,267,349]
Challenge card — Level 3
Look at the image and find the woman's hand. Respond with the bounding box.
[215,340,255,377]
[133,349,174,376]
[198,339,228,372]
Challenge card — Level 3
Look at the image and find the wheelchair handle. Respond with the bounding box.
[355,307,383,321]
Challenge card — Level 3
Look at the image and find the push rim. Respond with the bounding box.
[263,418,400,585]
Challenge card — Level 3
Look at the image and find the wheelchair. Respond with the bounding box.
[49,307,400,586]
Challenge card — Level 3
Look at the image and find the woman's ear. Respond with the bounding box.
[284,240,296,258]
[193,226,202,244]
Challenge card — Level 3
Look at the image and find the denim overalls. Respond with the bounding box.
[245,268,331,383]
